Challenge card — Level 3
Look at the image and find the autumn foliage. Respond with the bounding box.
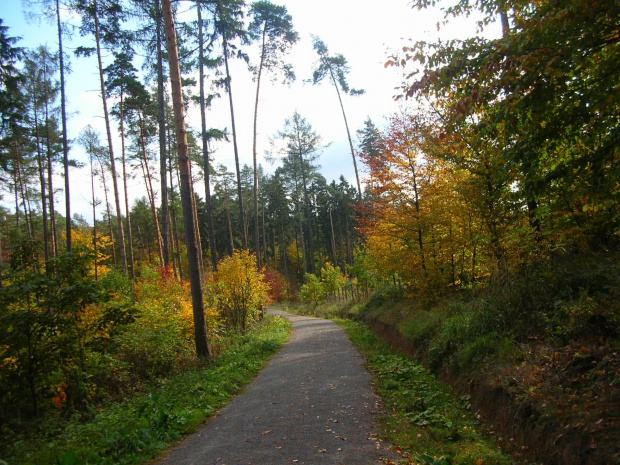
[207,250,270,332]
[0,244,267,424]
[359,0,619,297]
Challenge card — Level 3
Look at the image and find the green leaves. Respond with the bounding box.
[310,36,364,96]
[387,0,620,262]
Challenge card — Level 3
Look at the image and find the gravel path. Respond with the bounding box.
[152,310,393,465]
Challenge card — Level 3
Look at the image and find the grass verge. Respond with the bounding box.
[1,314,291,465]
[336,317,511,465]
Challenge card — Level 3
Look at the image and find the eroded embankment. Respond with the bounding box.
[361,314,620,465]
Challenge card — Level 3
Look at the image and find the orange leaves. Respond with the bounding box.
[53,383,68,410]
[262,270,287,302]
[360,111,486,292]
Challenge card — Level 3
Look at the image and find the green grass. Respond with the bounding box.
[335,318,512,465]
[1,315,291,465]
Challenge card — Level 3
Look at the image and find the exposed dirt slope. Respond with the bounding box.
[363,315,620,465]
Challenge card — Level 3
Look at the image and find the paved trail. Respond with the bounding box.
[153,310,393,465]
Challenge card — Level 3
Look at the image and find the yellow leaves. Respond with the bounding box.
[63,227,113,277]
[2,344,18,372]
[79,304,110,339]
[208,250,269,330]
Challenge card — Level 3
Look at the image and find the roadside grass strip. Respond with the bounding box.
[3,315,291,465]
[336,318,512,465]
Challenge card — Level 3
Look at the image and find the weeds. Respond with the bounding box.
[337,318,511,464]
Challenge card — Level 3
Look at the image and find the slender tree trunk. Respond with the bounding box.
[327,66,361,199]
[297,202,306,275]
[329,206,337,263]
[190,171,205,278]
[297,145,315,274]
[15,145,34,241]
[139,151,164,266]
[169,155,184,279]
[162,0,211,358]
[90,154,98,280]
[167,208,177,278]
[225,189,235,255]
[155,0,170,267]
[56,0,71,251]
[119,92,135,280]
[252,27,267,268]
[220,27,247,249]
[171,207,183,279]
[262,205,268,270]
[47,141,58,258]
[98,159,117,266]
[14,171,20,236]
[500,9,510,37]
[33,103,50,262]
[197,3,218,270]
[138,114,165,267]
[408,156,426,271]
[43,85,58,258]
[93,0,127,273]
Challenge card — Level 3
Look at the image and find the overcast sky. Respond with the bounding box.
[2,0,496,222]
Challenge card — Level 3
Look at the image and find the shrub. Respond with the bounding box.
[263,269,287,302]
[0,242,113,419]
[209,250,269,332]
[299,273,326,306]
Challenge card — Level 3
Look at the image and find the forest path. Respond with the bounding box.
[152,309,393,465]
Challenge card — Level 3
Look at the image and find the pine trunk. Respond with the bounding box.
[93,0,127,273]
[119,92,136,280]
[162,0,211,358]
[252,27,267,268]
[33,103,50,262]
[197,3,218,271]
[328,66,361,199]
[155,0,170,267]
[56,0,71,251]
[138,114,165,267]
[221,29,247,249]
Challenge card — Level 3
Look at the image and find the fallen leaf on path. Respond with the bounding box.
[262,430,273,435]
[318,449,327,453]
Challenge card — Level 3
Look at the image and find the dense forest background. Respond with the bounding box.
[1,0,619,463]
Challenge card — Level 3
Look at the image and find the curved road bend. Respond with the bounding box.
[152,309,394,465]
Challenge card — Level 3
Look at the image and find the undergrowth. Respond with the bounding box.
[0,315,291,465]
[359,251,620,373]
[337,318,511,465]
